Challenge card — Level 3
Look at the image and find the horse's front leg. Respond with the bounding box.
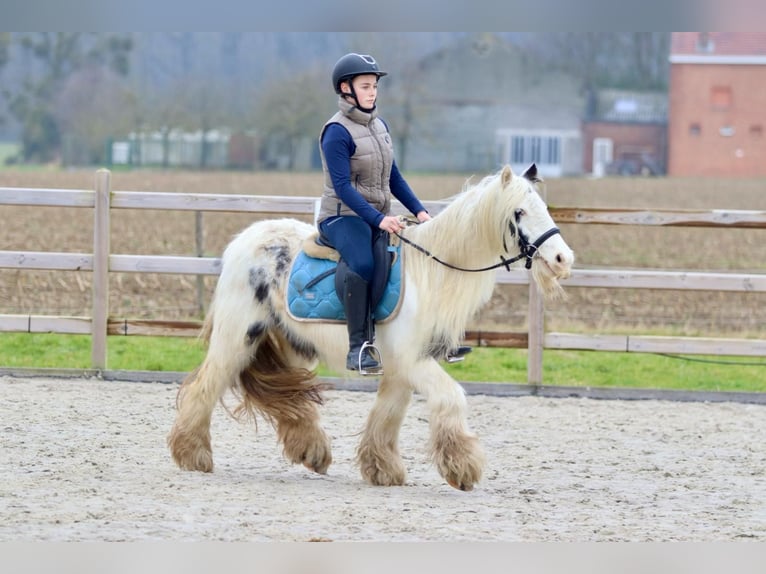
[357,373,412,486]
[411,358,486,491]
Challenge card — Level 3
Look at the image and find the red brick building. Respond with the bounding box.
[668,32,766,177]
[582,89,667,176]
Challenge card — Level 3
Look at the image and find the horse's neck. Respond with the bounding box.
[411,200,498,267]
[405,210,499,341]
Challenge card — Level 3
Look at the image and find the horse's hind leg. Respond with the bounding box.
[167,314,254,472]
[244,338,333,475]
[275,397,332,475]
[411,359,486,491]
[357,374,412,486]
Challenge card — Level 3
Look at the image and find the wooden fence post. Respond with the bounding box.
[195,210,206,316]
[527,279,544,386]
[91,169,111,370]
[527,184,547,387]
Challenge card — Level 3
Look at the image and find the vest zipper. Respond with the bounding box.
[368,123,386,199]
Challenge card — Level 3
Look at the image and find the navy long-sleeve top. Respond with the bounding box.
[321,122,427,228]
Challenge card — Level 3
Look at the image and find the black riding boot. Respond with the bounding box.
[343,271,382,374]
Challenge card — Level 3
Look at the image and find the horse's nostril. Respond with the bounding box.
[556,254,563,263]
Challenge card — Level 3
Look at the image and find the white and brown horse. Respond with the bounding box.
[168,164,574,490]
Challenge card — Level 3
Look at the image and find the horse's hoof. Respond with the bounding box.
[447,478,474,492]
[286,431,332,475]
[433,431,485,492]
[302,449,332,475]
[364,471,407,487]
[358,454,407,486]
[168,428,214,472]
[173,450,214,473]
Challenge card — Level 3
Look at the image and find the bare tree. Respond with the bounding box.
[0,32,9,70]
[252,66,331,170]
[524,32,669,92]
[345,33,448,171]
[0,32,9,131]
[130,34,244,169]
[54,66,136,165]
[629,32,670,90]
[5,32,132,162]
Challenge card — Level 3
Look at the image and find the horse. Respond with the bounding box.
[167,163,574,491]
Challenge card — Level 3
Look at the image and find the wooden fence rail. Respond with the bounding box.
[2,169,766,382]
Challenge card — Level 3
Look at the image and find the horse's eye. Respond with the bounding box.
[514,208,526,222]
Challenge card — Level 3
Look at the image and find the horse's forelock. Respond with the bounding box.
[457,168,526,250]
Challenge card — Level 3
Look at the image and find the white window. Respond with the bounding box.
[509,134,561,166]
[496,128,579,177]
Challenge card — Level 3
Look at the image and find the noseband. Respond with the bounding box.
[395,222,561,273]
[510,224,562,270]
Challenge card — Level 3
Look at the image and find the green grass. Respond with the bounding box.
[444,348,766,393]
[0,333,206,372]
[0,142,21,166]
[1,332,764,393]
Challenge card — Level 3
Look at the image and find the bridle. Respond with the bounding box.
[394,220,561,273]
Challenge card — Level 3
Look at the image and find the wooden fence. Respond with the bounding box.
[2,168,766,384]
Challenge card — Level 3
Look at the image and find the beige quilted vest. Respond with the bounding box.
[317,98,394,223]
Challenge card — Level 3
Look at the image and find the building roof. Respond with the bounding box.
[670,32,766,64]
[588,89,667,124]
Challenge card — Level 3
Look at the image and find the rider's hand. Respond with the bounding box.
[416,211,432,223]
[379,215,405,234]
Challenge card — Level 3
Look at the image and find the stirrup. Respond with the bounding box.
[358,341,383,376]
[446,345,472,364]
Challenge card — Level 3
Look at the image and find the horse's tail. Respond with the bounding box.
[177,310,327,426]
[229,327,329,428]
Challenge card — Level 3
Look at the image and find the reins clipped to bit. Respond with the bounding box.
[393,218,560,273]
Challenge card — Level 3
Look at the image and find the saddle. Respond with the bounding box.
[286,229,404,323]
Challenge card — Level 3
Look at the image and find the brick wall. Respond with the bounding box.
[582,122,667,174]
[668,64,766,176]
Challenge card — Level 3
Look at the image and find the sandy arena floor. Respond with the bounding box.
[2,375,765,541]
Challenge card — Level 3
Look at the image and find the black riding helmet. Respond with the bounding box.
[332,53,388,111]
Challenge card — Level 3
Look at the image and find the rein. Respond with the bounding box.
[394,225,561,273]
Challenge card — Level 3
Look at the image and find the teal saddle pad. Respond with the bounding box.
[287,245,402,322]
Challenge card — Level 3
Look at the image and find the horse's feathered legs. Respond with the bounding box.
[167,310,252,472]
[236,329,332,475]
[168,239,332,475]
[357,358,485,490]
[411,359,485,490]
[356,373,412,486]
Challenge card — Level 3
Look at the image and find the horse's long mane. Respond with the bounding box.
[410,168,526,266]
[400,168,528,352]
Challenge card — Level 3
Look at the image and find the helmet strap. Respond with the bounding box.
[341,79,375,113]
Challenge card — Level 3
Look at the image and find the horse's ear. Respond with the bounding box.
[522,163,539,183]
[501,164,513,187]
